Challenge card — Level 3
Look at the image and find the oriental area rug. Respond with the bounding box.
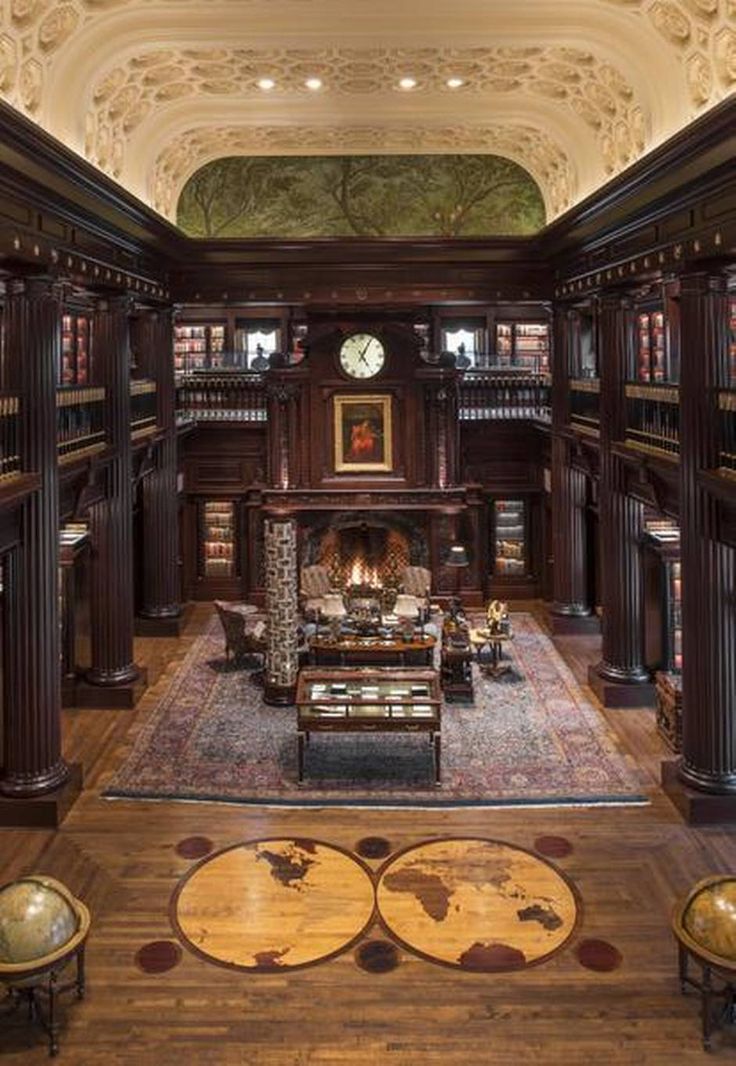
[104,613,648,809]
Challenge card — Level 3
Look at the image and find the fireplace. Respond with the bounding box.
[303,512,428,593]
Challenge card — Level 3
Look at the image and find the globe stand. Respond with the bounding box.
[2,943,86,1057]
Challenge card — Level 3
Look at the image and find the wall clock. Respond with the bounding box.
[339,333,386,379]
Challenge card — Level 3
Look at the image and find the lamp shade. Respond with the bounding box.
[446,544,469,567]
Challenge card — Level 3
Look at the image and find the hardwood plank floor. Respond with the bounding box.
[2,604,735,1064]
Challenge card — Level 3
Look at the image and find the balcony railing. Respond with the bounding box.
[570,378,600,434]
[56,386,106,462]
[0,394,20,480]
[130,379,158,438]
[459,372,550,422]
[176,372,268,423]
[624,383,680,458]
[719,389,736,475]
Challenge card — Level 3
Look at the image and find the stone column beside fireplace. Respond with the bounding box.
[264,517,299,705]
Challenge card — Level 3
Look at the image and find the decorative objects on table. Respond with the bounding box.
[672,875,736,1051]
[0,875,89,1057]
[333,394,393,473]
[469,600,515,678]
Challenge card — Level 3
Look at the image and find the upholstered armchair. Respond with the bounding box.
[396,565,432,619]
[299,564,346,621]
[214,601,267,665]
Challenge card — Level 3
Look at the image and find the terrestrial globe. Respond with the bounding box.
[0,876,89,986]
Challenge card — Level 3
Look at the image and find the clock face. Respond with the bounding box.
[339,333,386,379]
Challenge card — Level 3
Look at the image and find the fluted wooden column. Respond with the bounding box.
[551,436,592,619]
[82,296,145,704]
[0,278,69,798]
[134,309,183,631]
[588,295,651,705]
[549,305,596,631]
[670,273,736,807]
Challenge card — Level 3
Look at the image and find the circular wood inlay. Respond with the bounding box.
[355,939,400,973]
[534,835,573,859]
[376,838,579,972]
[172,838,375,972]
[356,837,393,860]
[175,836,214,860]
[576,939,622,972]
[135,940,182,974]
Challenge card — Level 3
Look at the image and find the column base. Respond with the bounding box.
[135,603,192,638]
[547,607,601,635]
[0,763,83,828]
[263,681,296,706]
[75,667,148,709]
[587,664,655,708]
[662,759,736,825]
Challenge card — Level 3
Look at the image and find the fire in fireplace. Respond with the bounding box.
[316,524,410,591]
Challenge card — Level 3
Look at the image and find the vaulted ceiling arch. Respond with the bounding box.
[0,0,732,223]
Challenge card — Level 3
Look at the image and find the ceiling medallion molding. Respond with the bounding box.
[148,123,577,223]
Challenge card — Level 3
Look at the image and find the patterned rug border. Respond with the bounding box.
[102,610,649,809]
[102,789,650,809]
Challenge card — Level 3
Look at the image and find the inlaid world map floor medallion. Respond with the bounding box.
[170,837,580,975]
[171,838,375,971]
[375,838,579,971]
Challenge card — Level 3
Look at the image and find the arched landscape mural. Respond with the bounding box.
[176,154,546,238]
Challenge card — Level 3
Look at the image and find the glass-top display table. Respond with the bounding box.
[295,668,441,784]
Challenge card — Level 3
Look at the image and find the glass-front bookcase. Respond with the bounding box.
[493,499,527,576]
[201,501,236,579]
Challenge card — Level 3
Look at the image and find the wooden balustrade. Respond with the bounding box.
[458,372,550,421]
[624,383,680,458]
[0,394,20,480]
[56,386,106,462]
[176,372,268,423]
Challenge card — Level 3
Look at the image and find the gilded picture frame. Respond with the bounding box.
[333,394,393,473]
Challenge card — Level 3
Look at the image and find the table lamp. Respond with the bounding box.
[445,543,469,617]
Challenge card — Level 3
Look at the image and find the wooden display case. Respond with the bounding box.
[493,499,527,577]
[61,313,92,385]
[174,323,225,374]
[495,322,549,372]
[201,500,236,579]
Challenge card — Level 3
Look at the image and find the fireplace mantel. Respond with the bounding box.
[259,488,469,514]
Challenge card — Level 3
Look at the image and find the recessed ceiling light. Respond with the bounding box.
[447,77,464,89]
[257,78,276,91]
[398,77,417,90]
[305,77,323,91]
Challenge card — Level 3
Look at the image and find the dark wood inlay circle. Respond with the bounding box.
[176,836,214,860]
[135,940,182,974]
[356,836,392,860]
[576,938,623,972]
[534,835,573,859]
[355,940,400,973]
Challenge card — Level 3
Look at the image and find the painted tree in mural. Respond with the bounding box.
[177,155,545,238]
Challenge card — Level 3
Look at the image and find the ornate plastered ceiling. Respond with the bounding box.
[0,0,734,224]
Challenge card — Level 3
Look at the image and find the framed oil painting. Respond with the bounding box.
[334,394,393,473]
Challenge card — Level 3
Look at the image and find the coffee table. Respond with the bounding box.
[295,667,441,784]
